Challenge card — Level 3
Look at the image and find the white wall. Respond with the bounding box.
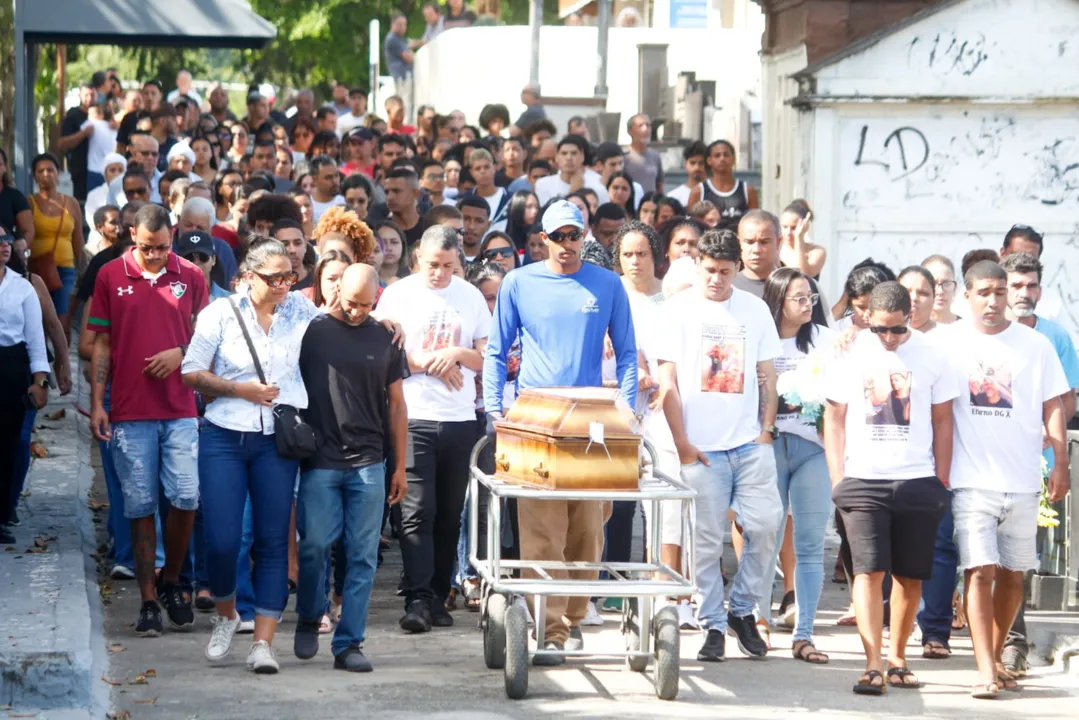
[759,44,809,212]
[413,24,762,145]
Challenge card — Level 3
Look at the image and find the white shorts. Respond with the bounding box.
[640,447,687,547]
[952,488,1038,572]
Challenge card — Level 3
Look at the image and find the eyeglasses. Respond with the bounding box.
[425,173,445,181]
[124,186,149,197]
[786,293,819,308]
[135,242,171,255]
[483,247,516,260]
[0,234,15,245]
[254,270,298,288]
[185,252,212,264]
[935,279,957,292]
[869,325,909,336]
[218,132,233,141]
[547,229,583,243]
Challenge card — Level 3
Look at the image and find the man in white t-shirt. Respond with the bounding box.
[335,88,368,138]
[374,225,490,635]
[948,260,1070,699]
[465,149,509,233]
[656,229,783,662]
[823,281,955,695]
[534,135,610,207]
[309,155,346,224]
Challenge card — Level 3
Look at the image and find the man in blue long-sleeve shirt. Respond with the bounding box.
[483,200,637,663]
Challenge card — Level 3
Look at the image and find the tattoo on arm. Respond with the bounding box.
[185,371,238,397]
[758,383,768,422]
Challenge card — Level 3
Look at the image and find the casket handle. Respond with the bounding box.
[495,454,510,472]
[533,463,549,479]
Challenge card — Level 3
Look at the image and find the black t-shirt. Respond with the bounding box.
[0,186,30,237]
[403,219,424,249]
[76,243,127,303]
[60,107,90,198]
[300,314,409,468]
[116,110,150,148]
[293,271,314,292]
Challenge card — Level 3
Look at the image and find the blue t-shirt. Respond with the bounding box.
[1035,314,1079,469]
[384,32,411,79]
[483,261,637,413]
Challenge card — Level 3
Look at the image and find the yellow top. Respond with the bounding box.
[30,196,76,268]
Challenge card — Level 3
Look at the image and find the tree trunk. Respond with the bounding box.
[0,0,16,163]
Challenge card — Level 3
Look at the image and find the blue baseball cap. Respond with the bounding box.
[541,199,585,235]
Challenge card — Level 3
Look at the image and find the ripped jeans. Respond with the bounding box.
[109,419,200,519]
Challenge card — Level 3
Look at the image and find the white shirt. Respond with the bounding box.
[336,112,366,138]
[376,274,491,422]
[182,292,322,434]
[84,183,110,230]
[87,120,118,174]
[825,330,958,479]
[0,270,49,374]
[479,186,508,232]
[666,183,693,208]
[949,321,1069,494]
[534,171,611,207]
[167,88,203,106]
[776,324,836,446]
[629,290,675,450]
[311,195,346,224]
[658,288,782,451]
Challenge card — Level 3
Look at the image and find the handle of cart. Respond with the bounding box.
[467,436,697,701]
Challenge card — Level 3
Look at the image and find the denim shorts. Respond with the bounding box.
[952,488,1038,572]
[110,419,200,519]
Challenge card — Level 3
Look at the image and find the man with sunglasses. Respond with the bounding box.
[89,204,209,638]
[108,134,163,205]
[176,230,230,301]
[823,281,955,694]
[483,200,637,662]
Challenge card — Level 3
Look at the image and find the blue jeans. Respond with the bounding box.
[109,418,199,518]
[198,423,298,617]
[10,409,35,508]
[917,499,958,647]
[51,266,76,320]
[235,496,256,621]
[681,441,782,633]
[761,433,831,641]
[298,463,386,656]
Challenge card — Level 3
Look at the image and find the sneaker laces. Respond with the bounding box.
[209,615,235,647]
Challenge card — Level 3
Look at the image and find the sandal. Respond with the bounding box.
[853,670,886,696]
[997,674,1020,692]
[792,639,829,664]
[922,640,950,659]
[952,591,967,630]
[836,606,858,627]
[462,578,482,612]
[971,682,1000,699]
[318,613,334,634]
[886,666,921,689]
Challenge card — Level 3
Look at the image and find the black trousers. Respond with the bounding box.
[400,419,478,606]
[0,343,32,527]
[605,501,637,564]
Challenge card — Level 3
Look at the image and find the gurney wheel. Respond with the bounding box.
[653,605,680,700]
[504,600,530,699]
[483,592,508,670]
[622,597,648,672]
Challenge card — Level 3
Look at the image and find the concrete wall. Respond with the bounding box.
[412,23,764,146]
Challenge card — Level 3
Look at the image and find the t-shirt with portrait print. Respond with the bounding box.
[776,324,836,446]
[949,320,1069,494]
[658,287,781,452]
[825,329,957,480]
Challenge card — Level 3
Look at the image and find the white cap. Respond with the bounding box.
[102,152,127,173]
[167,141,195,166]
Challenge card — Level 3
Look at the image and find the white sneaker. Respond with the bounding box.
[205,614,240,662]
[779,602,798,630]
[237,619,255,634]
[676,600,700,630]
[110,565,135,579]
[246,640,279,674]
[580,601,605,626]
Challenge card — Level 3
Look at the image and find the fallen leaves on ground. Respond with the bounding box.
[24,535,58,554]
[101,673,122,686]
[133,697,158,705]
[130,675,148,685]
[29,442,48,458]
[106,711,131,720]
[144,669,157,677]
[87,498,109,511]
[45,408,66,421]
[107,643,126,654]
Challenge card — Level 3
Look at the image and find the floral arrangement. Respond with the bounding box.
[776,353,827,435]
[1039,456,1059,528]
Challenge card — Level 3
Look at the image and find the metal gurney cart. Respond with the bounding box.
[468,437,697,701]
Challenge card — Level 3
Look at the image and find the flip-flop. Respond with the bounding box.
[886,666,921,689]
[971,682,1000,699]
[996,673,1020,692]
[922,640,950,659]
[836,609,858,627]
[853,670,886,696]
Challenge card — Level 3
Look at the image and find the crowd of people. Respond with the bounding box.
[0,58,1072,703]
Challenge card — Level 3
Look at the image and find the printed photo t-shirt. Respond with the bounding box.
[776,324,836,446]
[825,329,958,480]
[375,274,491,422]
[658,287,782,452]
[949,321,1069,494]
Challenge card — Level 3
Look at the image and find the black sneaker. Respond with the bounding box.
[430,602,454,628]
[697,629,726,662]
[728,612,767,658]
[135,601,164,638]
[0,526,15,545]
[158,582,194,631]
[194,594,215,613]
[8,509,19,527]
[334,646,373,673]
[294,618,320,660]
[399,599,432,633]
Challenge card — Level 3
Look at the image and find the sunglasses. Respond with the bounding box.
[185,252,212,264]
[136,242,171,255]
[0,234,15,245]
[254,270,298,288]
[547,229,583,243]
[124,186,149,196]
[869,325,909,336]
[786,293,819,308]
[483,247,516,260]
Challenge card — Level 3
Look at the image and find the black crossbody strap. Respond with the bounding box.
[227,297,267,385]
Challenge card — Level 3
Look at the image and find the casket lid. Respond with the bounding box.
[497,387,638,439]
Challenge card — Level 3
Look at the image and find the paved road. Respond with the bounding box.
[93,481,1079,719]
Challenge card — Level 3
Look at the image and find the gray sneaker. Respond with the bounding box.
[334,646,373,673]
[1001,645,1029,677]
[533,641,566,666]
[565,626,584,651]
[294,619,320,660]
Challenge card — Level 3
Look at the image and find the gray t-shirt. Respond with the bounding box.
[514,104,546,130]
[384,32,411,79]
[732,272,765,299]
[623,147,664,194]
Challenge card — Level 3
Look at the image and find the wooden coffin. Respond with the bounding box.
[493,387,641,490]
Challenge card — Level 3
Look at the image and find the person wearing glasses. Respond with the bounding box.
[108,133,163,205]
[89,204,208,639]
[755,267,837,663]
[921,254,960,325]
[823,281,955,695]
[175,230,231,301]
[483,200,637,662]
[476,231,518,273]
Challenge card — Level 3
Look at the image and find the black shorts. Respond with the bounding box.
[832,476,948,580]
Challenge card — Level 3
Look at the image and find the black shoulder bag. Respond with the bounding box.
[227,297,317,459]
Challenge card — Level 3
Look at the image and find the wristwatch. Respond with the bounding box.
[763,424,778,439]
